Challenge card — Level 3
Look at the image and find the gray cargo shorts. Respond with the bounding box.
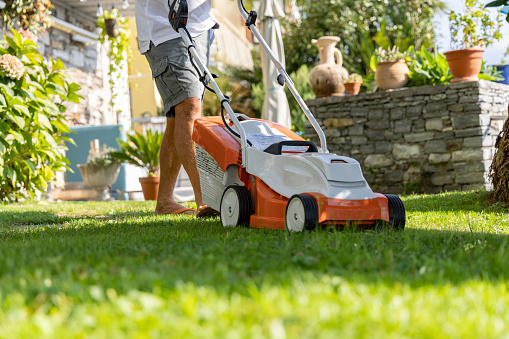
[144,30,213,118]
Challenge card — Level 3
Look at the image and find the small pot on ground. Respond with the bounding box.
[344,82,362,95]
[444,48,485,83]
[375,60,410,90]
[139,176,160,201]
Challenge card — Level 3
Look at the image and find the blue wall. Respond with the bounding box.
[66,124,128,197]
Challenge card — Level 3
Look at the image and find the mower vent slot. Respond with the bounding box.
[195,144,225,210]
[331,159,347,163]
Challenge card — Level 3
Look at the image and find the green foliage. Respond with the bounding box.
[285,65,315,133]
[485,0,509,24]
[283,0,445,76]
[345,73,363,83]
[110,130,163,176]
[0,29,81,202]
[0,0,53,34]
[86,145,120,168]
[374,46,408,62]
[479,61,505,81]
[97,9,132,114]
[407,46,453,86]
[449,0,503,50]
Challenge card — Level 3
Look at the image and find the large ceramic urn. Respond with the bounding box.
[308,36,349,97]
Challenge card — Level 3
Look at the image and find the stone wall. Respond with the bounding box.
[304,80,509,194]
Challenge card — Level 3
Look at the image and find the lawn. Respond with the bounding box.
[0,190,508,338]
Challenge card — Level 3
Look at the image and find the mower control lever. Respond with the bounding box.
[263,141,319,155]
[277,74,285,86]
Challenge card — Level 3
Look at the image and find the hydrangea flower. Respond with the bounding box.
[0,54,25,80]
[18,29,38,44]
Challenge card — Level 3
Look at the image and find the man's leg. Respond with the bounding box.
[155,117,193,215]
[173,97,204,209]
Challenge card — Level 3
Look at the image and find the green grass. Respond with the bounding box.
[0,190,508,338]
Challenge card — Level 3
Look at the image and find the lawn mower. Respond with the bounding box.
[169,0,406,231]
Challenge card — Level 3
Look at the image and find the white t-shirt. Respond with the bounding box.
[135,0,216,54]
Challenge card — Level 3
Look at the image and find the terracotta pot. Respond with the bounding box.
[344,82,362,95]
[139,176,160,201]
[375,60,410,90]
[308,36,349,97]
[444,48,485,83]
[105,18,119,38]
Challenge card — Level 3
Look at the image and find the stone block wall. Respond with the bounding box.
[304,80,509,194]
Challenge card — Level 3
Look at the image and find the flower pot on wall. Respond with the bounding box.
[104,18,120,38]
[444,48,485,83]
[139,176,160,201]
[308,36,349,97]
[344,82,362,95]
[375,60,410,90]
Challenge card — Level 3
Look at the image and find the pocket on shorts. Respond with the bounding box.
[151,57,184,95]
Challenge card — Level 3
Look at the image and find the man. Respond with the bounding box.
[135,0,216,216]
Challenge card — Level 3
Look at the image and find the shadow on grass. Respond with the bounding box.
[403,189,508,214]
[0,214,508,298]
[0,209,157,228]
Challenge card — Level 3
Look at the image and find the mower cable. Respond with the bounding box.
[221,97,252,147]
[183,27,216,94]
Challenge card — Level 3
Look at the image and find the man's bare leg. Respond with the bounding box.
[155,117,193,215]
[174,97,204,209]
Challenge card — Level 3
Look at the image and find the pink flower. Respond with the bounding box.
[18,29,38,44]
[0,54,25,81]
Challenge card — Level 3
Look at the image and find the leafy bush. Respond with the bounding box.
[407,46,453,87]
[0,30,81,202]
[283,0,445,76]
[449,0,503,50]
[285,65,315,133]
[86,145,120,167]
[110,130,163,177]
[0,0,53,34]
[345,73,363,83]
[374,46,407,62]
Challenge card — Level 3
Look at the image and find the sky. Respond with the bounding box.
[434,0,509,65]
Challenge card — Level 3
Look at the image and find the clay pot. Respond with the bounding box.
[139,176,160,201]
[375,60,410,90]
[444,48,485,83]
[344,82,362,95]
[105,18,119,38]
[308,36,349,97]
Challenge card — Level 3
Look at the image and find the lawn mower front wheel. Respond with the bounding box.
[285,194,319,232]
[378,194,406,231]
[220,185,253,227]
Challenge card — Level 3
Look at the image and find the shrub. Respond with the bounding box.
[86,145,120,167]
[345,73,363,83]
[407,46,453,86]
[0,30,82,202]
[110,130,163,177]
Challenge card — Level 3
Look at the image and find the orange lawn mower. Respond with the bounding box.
[169,0,406,231]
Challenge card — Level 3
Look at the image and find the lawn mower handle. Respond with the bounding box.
[236,0,329,153]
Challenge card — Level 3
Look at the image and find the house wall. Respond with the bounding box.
[304,81,509,194]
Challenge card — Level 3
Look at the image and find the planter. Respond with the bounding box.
[375,60,410,90]
[344,82,362,95]
[77,163,121,201]
[139,176,160,201]
[496,65,509,85]
[444,48,485,83]
[104,18,119,38]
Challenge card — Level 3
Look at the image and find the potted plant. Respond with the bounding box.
[110,130,163,201]
[373,46,410,90]
[343,73,363,95]
[77,143,121,201]
[445,0,503,83]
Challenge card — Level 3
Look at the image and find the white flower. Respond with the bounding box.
[0,54,25,80]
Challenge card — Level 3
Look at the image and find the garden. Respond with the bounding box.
[1,0,509,337]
